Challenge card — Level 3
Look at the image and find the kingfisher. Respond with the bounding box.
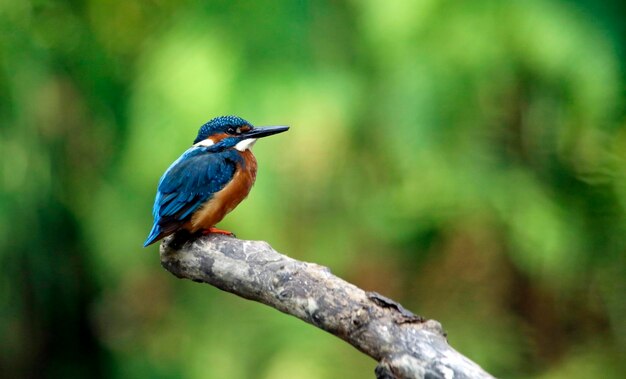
[143,115,289,247]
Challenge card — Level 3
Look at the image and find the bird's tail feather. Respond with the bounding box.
[143,224,163,247]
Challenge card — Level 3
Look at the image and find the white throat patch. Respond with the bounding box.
[235,138,257,151]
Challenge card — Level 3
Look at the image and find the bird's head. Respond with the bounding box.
[193,115,289,151]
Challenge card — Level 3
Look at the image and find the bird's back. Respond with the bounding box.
[188,149,257,232]
[144,148,254,246]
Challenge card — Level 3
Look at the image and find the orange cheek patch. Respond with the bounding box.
[207,126,251,143]
[209,133,230,143]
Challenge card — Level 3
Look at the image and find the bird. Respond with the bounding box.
[143,115,289,247]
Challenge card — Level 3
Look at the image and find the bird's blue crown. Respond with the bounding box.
[194,115,252,144]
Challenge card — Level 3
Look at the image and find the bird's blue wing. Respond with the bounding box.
[144,148,240,246]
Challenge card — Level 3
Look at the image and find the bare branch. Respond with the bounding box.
[160,235,495,379]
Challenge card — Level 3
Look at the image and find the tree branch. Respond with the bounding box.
[160,234,495,379]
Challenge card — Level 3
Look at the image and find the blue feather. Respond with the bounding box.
[143,224,163,247]
[143,147,242,246]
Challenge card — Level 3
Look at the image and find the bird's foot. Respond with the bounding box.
[202,227,236,237]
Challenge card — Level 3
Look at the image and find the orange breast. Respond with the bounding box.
[188,150,258,232]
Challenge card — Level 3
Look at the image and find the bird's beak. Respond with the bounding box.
[242,125,289,139]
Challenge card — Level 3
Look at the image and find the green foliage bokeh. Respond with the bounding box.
[1,1,625,378]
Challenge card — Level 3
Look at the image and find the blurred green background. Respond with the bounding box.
[1,0,625,378]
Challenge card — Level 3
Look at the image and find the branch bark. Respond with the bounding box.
[159,234,495,379]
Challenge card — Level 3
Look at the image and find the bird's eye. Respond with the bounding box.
[226,126,243,135]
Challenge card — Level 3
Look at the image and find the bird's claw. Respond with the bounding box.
[203,227,236,237]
